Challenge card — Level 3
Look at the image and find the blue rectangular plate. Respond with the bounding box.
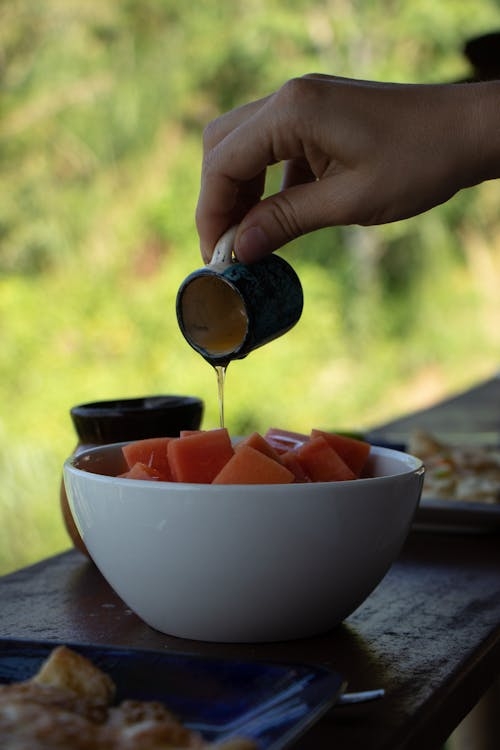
[0,639,345,749]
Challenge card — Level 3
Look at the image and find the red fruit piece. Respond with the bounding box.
[310,430,371,477]
[296,436,356,482]
[235,432,283,463]
[280,451,311,482]
[122,437,173,480]
[212,445,295,484]
[168,428,234,483]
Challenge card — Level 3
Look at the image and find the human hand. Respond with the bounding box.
[196,74,496,263]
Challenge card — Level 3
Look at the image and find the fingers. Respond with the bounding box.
[196,95,281,262]
[196,97,273,262]
[197,78,329,260]
[196,168,266,263]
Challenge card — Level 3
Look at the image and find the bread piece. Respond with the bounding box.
[0,646,257,749]
[33,645,115,706]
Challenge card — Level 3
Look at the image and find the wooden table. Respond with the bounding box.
[1,374,500,750]
[367,372,500,446]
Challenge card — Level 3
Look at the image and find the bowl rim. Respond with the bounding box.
[64,441,424,489]
[70,395,203,419]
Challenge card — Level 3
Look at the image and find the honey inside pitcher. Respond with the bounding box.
[179,275,249,362]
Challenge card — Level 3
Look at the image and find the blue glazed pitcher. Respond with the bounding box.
[176,226,304,366]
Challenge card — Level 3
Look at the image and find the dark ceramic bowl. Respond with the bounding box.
[70,395,204,445]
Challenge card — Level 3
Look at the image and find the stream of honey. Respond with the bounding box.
[179,274,249,428]
[214,365,226,428]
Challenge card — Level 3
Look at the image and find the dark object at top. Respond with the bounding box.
[463,31,500,80]
[70,395,204,444]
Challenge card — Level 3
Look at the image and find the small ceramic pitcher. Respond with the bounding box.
[176,226,304,366]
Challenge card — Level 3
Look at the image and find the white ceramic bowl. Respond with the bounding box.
[63,443,424,643]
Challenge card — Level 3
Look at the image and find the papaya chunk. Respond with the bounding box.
[280,450,311,483]
[213,445,295,484]
[295,436,356,482]
[167,428,234,483]
[310,429,371,477]
[122,437,173,480]
[235,432,283,463]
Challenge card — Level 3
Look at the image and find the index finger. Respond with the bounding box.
[196,96,277,261]
[201,94,272,151]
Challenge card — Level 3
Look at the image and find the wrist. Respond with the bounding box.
[456,80,500,187]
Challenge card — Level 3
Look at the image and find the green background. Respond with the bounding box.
[1,0,500,574]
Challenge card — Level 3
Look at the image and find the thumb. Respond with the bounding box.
[234,179,345,262]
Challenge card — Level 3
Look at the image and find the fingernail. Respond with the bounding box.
[200,242,212,264]
[236,226,272,262]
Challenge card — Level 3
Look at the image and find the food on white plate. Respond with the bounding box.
[408,429,500,503]
[0,645,255,749]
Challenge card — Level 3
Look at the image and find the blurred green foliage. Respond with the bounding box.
[1,0,500,574]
